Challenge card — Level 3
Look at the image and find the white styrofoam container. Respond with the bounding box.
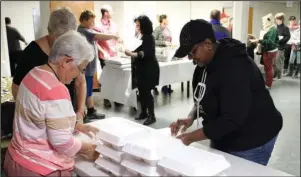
[158,145,231,176]
[122,132,184,166]
[94,117,151,149]
[122,169,138,176]
[95,157,126,176]
[95,144,124,163]
[121,155,165,176]
[105,57,131,65]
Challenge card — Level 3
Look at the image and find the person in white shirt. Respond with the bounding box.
[287,20,300,78]
[284,16,300,74]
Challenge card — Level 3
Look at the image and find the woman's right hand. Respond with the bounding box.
[124,50,132,57]
[113,35,123,43]
[249,39,259,44]
[165,41,171,46]
[169,117,194,136]
[79,143,100,161]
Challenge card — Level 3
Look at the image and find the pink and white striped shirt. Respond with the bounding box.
[8,67,82,176]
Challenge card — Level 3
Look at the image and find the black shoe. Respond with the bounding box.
[86,111,105,120]
[114,102,123,107]
[93,88,101,92]
[83,117,92,123]
[283,69,288,75]
[135,113,148,120]
[143,115,156,125]
[104,99,112,108]
[161,86,169,94]
[286,64,295,77]
[153,88,159,95]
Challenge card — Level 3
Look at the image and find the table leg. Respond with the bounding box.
[187,81,190,98]
[181,82,184,92]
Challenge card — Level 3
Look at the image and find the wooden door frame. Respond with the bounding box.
[49,1,99,89]
[248,7,253,34]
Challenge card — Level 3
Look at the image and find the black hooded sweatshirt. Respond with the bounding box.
[276,24,290,50]
[192,38,283,152]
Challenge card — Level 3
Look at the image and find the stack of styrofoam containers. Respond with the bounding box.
[158,145,231,176]
[105,57,131,69]
[121,131,185,176]
[93,118,151,176]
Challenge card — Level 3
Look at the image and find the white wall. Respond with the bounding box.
[1,1,39,43]
[93,1,231,46]
[94,1,124,39]
[2,1,300,76]
[2,1,300,44]
[251,1,300,38]
[155,1,191,45]
[1,10,10,77]
[190,1,232,20]
[123,1,157,46]
[38,1,51,38]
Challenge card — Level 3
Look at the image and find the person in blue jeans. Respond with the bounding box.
[170,19,282,166]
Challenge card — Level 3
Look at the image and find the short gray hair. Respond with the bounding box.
[275,13,285,21]
[48,7,77,37]
[49,30,94,65]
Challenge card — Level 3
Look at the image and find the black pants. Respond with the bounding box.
[1,102,15,137]
[100,58,105,69]
[284,44,292,70]
[9,51,23,77]
[138,86,154,115]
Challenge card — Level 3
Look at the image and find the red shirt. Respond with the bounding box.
[93,19,118,60]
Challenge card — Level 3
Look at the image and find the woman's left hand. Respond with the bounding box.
[76,123,99,139]
[117,38,123,44]
[249,39,259,44]
[125,50,132,57]
[75,111,85,124]
[177,133,193,146]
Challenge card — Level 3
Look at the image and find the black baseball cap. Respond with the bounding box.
[289,16,296,21]
[174,19,216,58]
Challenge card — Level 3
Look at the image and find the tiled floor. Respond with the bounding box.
[93,77,300,176]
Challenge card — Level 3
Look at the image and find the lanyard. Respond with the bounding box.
[47,63,60,81]
[193,67,207,128]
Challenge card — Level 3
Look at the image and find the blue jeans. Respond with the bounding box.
[229,136,277,166]
[289,50,301,64]
[85,76,94,97]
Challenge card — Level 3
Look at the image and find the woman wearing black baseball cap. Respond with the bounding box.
[170,19,283,166]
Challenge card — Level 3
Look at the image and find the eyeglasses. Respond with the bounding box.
[188,52,194,59]
[64,54,85,74]
[188,42,204,59]
[77,65,86,74]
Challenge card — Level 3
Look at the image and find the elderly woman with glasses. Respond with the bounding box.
[4,31,100,177]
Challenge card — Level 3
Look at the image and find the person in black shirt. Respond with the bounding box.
[274,13,290,79]
[5,17,28,76]
[12,7,89,123]
[169,19,283,166]
[125,15,160,126]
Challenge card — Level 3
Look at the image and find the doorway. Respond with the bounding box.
[49,1,94,23]
[49,1,99,89]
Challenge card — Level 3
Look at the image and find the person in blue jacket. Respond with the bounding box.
[209,9,231,40]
